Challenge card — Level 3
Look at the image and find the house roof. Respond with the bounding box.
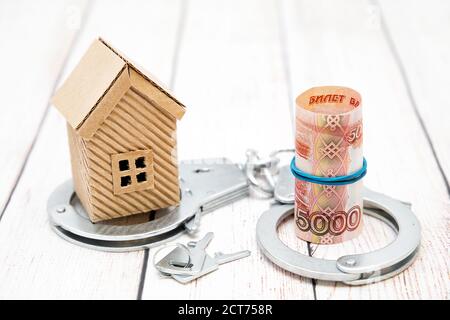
[52,38,186,139]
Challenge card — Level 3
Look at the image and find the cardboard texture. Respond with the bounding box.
[53,38,185,222]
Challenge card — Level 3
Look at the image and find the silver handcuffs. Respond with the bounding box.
[256,189,421,285]
[48,158,248,252]
[47,152,421,285]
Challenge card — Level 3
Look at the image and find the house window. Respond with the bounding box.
[111,149,155,195]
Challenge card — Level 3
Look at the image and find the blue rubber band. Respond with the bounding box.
[290,157,367,186]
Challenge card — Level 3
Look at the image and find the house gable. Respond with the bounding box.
[52,39,127,132]
[52,38,186,140]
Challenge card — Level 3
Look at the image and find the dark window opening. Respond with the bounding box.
[136,172,147,183]
[135,157,146,169]
[120,176,132,187]
[119,160,129,171]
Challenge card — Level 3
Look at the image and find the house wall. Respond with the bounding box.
[67,124,94,217]
[69,87,180,222]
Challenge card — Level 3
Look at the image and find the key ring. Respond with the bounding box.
[256,187,421,285]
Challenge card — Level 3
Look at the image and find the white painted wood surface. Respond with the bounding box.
[0,0,447,299]
[379,0,450,183]
[281,0,449,299]
[0,0,83,215]
[0,0,182,299]
[143,0,312,300]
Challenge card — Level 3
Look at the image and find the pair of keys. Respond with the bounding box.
[154,232,251,283]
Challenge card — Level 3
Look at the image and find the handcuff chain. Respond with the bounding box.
[244,148,294,196]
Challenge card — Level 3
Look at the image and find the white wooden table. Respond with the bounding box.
[0,0,448,299]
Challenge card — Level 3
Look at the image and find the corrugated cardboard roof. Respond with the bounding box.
[52,38,186,139]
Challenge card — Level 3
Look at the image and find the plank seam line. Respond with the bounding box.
[276,0,295,137]
[307,242,318,300]
[169,0,188,90]
[376,0,450,197]
[137,248,150,300]
[137,0,189,298]
[0,0,94,223]
[277,0,316,300]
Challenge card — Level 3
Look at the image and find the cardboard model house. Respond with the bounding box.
[52,38,186,222]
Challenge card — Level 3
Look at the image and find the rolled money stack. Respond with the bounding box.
[294,86,363,244]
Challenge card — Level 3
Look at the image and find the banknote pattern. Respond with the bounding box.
[294,87,363,244]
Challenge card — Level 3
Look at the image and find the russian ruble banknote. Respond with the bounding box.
[294,86,363,244]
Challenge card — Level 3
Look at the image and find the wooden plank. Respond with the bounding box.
[379,0,450,190]
[0,0,86,216]
[282,0,449,299]
[0,0,182,299]
[175,0,294,164]
[142,0,314,299]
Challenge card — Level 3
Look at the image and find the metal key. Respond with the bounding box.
[187,232,214,250]
[171,249,251,284]
[154,233,214,275]
[182,232,214,272]
[214,250,251,264]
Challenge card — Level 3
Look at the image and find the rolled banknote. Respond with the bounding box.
[294,86,363,244]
